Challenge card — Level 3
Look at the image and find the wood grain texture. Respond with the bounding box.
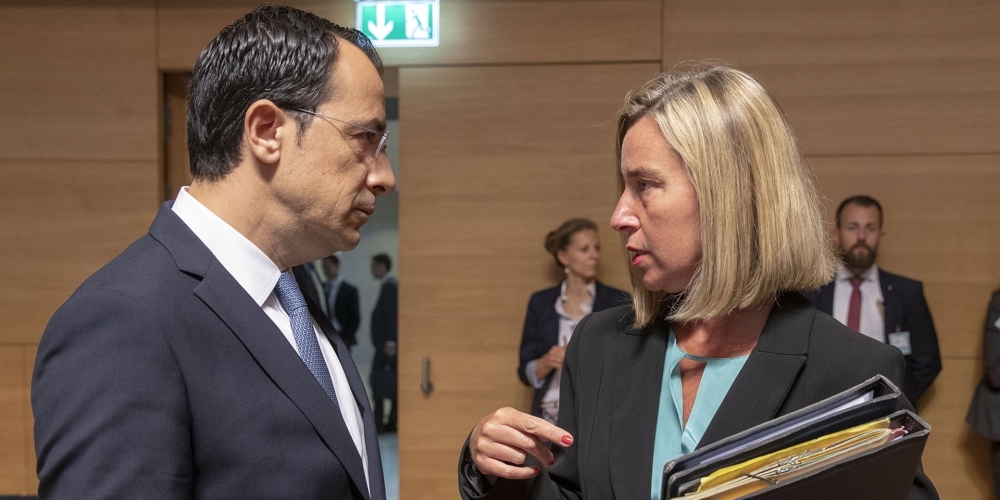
[397,62,659,499]
[811,155,1000,360]
[0,162,160,345]
[163,73,192,201]
[0,1,157,161]
[662,0,1000,156]
[157,0,353,71]
[373,1,660,67]
[158,0,660,70]
[0,347,28,495]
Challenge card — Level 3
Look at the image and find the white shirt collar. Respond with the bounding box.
[836,263,879,283]
[559,280,597,299]
[171,187,280,306]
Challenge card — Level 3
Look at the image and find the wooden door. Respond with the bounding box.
[396,62,659,499]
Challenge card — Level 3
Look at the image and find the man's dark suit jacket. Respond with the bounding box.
[459,293,938,500]
[967,289,1000,440]
[803,268,942,408]
[516,281,630,417]
[329,280,361,348]
[371,278,398,370]
[33,205,385,500]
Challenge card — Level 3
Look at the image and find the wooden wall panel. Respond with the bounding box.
[811,155,1000,360]
[662,0,1000,156]
[0,1,157,161]
[0,347,28,496]
[156,0,351,71]
[0,162,160,346]
[158,1,660,70]
[398,62,659,499]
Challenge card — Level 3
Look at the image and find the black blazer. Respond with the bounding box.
[460,293,937,500]
[967,289,1000,440]
[329,280,361,348]
[371,278,398,370]
[803,268,942,407]
[517,281,631,417]
[33,205,385,500]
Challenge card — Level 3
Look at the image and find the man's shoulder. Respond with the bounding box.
[75,233,175,295]
[878,268,923,289]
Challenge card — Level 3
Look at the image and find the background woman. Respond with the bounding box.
[458,65,937,499]
[518,219,630,424]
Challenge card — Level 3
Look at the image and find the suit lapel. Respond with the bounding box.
[699,294,810,447]
[609,320,669,500]
[149,206,374,500]
[194,262,373,499]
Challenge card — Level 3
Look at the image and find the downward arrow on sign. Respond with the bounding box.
[368,4,394,40]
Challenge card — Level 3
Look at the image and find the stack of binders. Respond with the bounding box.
[662,375,930,500]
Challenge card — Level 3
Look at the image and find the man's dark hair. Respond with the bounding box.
[372,253,392,272]
[187,5,383,181]
[836,195,883,228]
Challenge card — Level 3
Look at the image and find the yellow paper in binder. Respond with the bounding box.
[673,418,894,500]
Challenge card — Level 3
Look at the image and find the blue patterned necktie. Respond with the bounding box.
[274,272,339,406]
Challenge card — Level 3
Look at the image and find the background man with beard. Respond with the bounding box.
[805,195,942,410]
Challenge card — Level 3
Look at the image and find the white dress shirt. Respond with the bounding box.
[171,187,370,492]
[832,264,886,343]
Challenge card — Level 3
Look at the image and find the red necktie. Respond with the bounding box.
[847,277,863,332]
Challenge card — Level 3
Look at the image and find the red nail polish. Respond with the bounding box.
[549,459,555,466]
[561,435,573,445]
[533,467,541,475]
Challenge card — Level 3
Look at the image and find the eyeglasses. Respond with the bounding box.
[288,107,389,159]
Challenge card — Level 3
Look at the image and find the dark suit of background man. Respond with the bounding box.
[32,6,395,499]
[293,261,330,318]
[967,289,1000,500]
[804,195,942,410]
[323,254,361,349]
[370,253,398,433]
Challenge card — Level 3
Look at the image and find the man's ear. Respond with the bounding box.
[244,100,291,165]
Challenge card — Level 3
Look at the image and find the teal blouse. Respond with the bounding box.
[650,330,749,500]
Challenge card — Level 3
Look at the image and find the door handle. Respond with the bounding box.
[421,356,434,395]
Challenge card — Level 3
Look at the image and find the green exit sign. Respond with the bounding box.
[356,0,440,47]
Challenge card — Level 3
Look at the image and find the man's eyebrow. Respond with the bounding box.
[356,118,387,133]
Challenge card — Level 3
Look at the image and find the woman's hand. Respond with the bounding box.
[469,407,573,479]
[534,345,566,380]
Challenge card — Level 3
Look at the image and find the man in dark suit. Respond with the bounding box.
[803,195,942,409]
[32,6,395,499]
[370,253,398,433]
[322,255,361,349]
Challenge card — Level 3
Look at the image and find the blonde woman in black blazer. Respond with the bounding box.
[458,65,937,500]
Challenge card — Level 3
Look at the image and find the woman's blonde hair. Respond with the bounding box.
[615,65,835,327]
